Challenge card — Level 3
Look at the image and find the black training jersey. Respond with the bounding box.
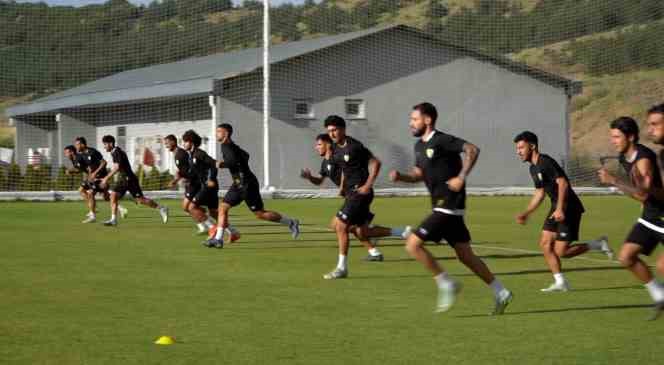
[173,147,191,179]
[71,153,88,173]
[111,147,136,179]
[221,142,257,186]
[414,131,467,211]
[331,136,374,191]
[529,154,584,214]
[83,147,107,178]
[319,157,342,187]
[620,144,664,225]
[189,148,218,185]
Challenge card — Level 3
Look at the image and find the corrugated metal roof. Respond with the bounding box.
[7,24,578,117]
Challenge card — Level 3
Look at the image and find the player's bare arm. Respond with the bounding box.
[448,142,479,192]
[338,172,346,197]
[516,188,545,224]
[551,177,568,222]
[599,158,654,202]
[101,163,120,188]
[300,168,324,185]
[389,166,424,183]
[88,159,107,182]
[357,157,381,194]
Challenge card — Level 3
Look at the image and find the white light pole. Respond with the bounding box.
[262,0,271,189]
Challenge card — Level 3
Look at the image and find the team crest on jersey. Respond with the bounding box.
[426,148,434,159]
[327,164,332,171]
[537,172,543,181]
[175,160,179,166]
[344,154,350,162]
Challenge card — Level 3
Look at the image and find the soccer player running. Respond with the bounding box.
[389,102,512,314]
[514,131,612,292]
[99,135,168,226]
[164,134,216,235]
[300,133,408,261]
[598,107,664,320]
[322,115,386,279]
[63,140,127,223]
[180,130,221,238]
[205,123,300,248]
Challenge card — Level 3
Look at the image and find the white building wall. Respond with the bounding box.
[96,119,212,174]
[56,113,96,167]
[15,121,51,168]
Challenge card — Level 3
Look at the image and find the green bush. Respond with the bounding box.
[7,163,22,191]
[55,166,81,191]
[143,167,161,190]
[19,165,38,191]
[0,164,8,191]
[160,170,174,190]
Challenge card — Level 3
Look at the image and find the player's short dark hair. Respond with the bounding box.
[74,137,87,146]
[413,102,438,124]
[610,116,640,143]
[164,134,177,143]
[182,130,202,147]
[316,133,333,144]
[102,135,115,145]
[217,123,233,137]
[514,131,538,147]
[64,145,76,153]
[648,103,664,116]
[324,115,346,129]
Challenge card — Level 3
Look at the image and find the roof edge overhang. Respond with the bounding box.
[6,77,217,118]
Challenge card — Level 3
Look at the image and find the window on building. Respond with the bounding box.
[345,99,366,119]
[117,126,127,150]
[294,99,314,119]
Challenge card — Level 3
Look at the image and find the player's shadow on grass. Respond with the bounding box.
[571,284,642,292]
[489,265,624,276]
[457,303,653,318]
[385,253,542,263]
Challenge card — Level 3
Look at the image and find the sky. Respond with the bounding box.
[12,0,304,7]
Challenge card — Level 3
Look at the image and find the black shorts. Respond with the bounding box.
[542,210,582,242]
[336,189,374,226]
[413,211,470,247]
[192,187,219,210]
[112,176,144,199]
[80,179,106,194]
[625,220,664,256]
[184,182,200,201]
[223,180,264,212]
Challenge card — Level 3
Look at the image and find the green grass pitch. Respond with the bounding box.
[0,196,661,364]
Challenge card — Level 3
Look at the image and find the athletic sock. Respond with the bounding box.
[204,217,216,228]
[197,222,206,231]
[368,248,382,256]
[586,240,603,250]
[214,227,224,240]
[337,254,348,271]
[489,279,508,297]
[553,273,566,285]
[434,272,452,289]
[110,214,117,222]
[645,280,664,302]
[390,227,405,237]
[278,215,293,226]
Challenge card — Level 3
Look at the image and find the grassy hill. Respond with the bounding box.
[510,20,664,157]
